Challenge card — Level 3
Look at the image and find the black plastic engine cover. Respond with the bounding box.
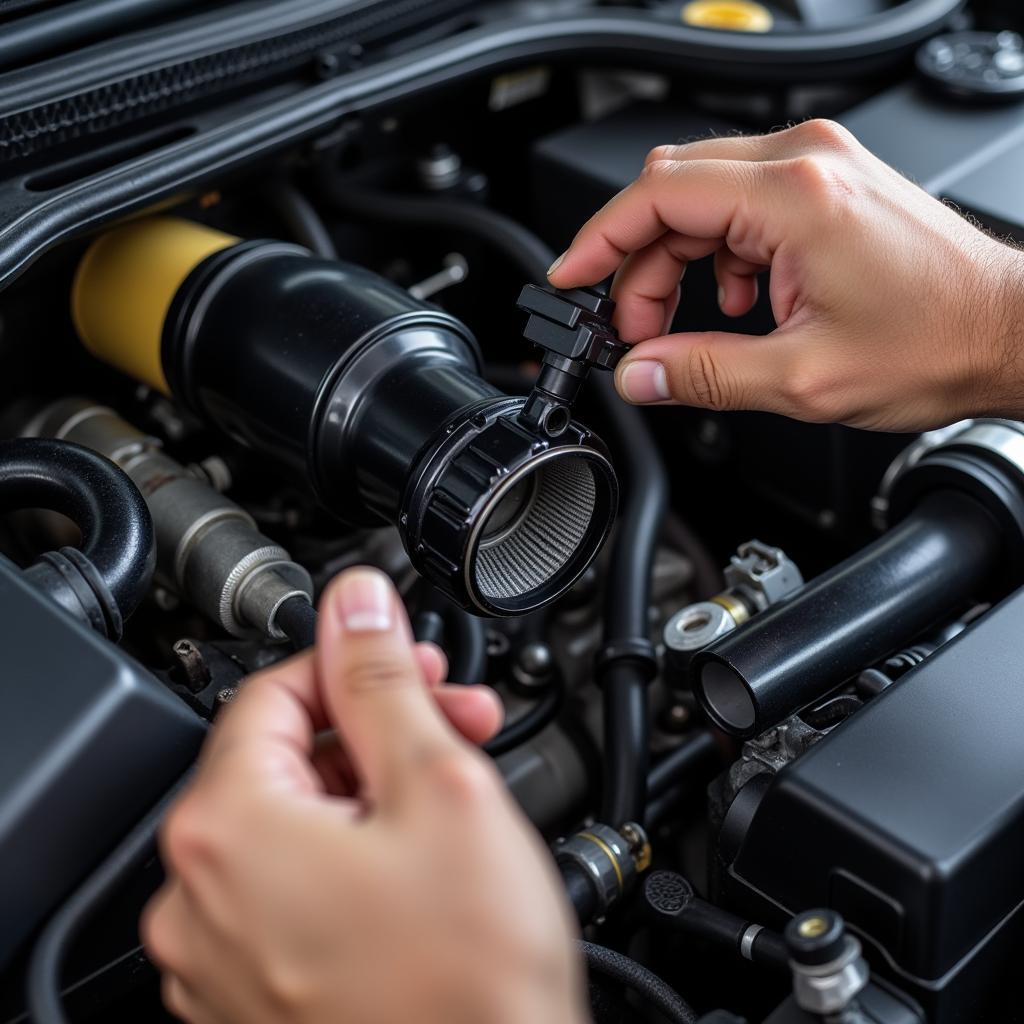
[0,555,203,968]
[724,585,1024,1023]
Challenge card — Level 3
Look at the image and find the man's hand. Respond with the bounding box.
[548,119,1024,432]
[143,567,587,1024]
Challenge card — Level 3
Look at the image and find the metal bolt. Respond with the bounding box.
[799,916,830,939]
[513,642,554,689]
[173,639,210,693]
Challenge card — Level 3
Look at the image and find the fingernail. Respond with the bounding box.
[333,569,393,632]
[547,252,566,277]
[619,360,670,404]
[717,285,726,310]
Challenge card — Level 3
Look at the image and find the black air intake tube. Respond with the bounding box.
[71,218,617,617]
[693,421,1024,737]
[0,438,155,639]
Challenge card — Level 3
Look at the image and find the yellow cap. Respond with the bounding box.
[72,217,238,394]
[681,0,773,32]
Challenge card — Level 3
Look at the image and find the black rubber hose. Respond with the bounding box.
[578,941,698,1024]
[0,438,155,637]
[268,183,339,260]
[26,772,191,1024]
[594,376,668,828]
[444,604,489,684]
[276,594,318,651]
[484,672,565,757]
[647,730,720,802]
[314,174,557,284]
[314,177,668,823]
[692,488,1003,738]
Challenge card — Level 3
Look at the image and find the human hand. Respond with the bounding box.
[143,567,586,1024]
[548,119,1024,432]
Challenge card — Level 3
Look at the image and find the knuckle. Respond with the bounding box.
[640,158,680,185]
[644,144,677,166]
[792,118,856,152]
[140,896,176,971]
[783,368,844,422]
[686,347,732,411]
[423,748,500,810]
[783,154,857,211]
[161,797,221,875]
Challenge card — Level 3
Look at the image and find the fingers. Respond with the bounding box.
[434,685,504,745]
[714,248,764,318]
[548,159,769,290]
[317,567,461,807]
[610,235,718,343]
[614,329,796,415]
[198,651,325,797]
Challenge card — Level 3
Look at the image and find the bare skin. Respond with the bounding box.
[548,119,1024,432]
[143,567,588,1024]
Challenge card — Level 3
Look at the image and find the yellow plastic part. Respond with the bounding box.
[681,0,774,32]
[72,217,238,394]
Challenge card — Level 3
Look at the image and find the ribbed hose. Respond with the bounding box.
[578,941,698,1024]
[0,438,155,637]
[314,172,668,827]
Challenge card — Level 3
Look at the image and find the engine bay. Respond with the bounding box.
[2,1,1024,1021]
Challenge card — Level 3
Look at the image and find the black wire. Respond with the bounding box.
[484,673,565,757]
[276,593,318,651]
[268,183,339,260]
[26,773,192,1024]
[578,941,698,1024]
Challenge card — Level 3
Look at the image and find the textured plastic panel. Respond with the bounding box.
[0,555,203,967]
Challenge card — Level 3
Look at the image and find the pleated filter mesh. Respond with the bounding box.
[473,458,596,601]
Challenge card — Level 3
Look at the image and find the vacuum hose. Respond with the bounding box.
[0,437,154,639]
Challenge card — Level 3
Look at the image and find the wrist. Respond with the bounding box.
[968,241,1024,420]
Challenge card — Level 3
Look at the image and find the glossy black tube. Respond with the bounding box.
[692,490,1003,738]
[647,730,720,802]
[0,438,155,632]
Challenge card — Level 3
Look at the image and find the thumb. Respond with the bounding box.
[317,567,459,808]
[614,330,797,416]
